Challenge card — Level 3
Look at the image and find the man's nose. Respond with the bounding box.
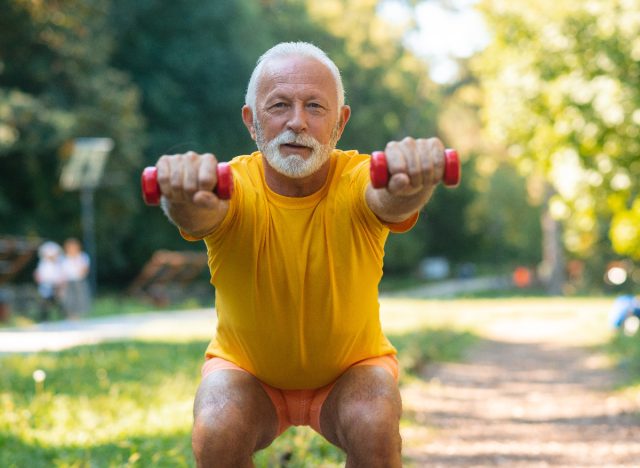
[286,103,308,133]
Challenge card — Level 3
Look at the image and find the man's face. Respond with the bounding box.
[248,56,348,178]
[253,120,338,178]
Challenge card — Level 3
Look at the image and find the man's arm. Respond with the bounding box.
[156,151,230,237]
[365,137,445,223]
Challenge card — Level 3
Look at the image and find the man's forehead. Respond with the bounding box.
[258,56,336,93]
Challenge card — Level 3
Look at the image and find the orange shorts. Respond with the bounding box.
[201,354,399,436]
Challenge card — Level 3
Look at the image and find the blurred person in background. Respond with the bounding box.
[610,294,640,335]
[33,241,65,321]
[61,238,91,318]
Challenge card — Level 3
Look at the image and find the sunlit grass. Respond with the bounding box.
[1,296,620,466]
[1,294,209,328]
[604,329,640,390]
[0,324,476,466]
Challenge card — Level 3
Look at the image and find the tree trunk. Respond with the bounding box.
[539,191,566,295]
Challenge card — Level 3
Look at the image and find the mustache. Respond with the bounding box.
[270,130,321,149]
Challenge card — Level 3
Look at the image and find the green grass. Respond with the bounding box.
[604,331,640,390]
[390,327,478,383]
[1,294,208,328]
[89,295,164,318]
[0,326,477,467]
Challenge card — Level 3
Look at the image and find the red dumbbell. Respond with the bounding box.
[370,148,461,189]
[141,163,234,205]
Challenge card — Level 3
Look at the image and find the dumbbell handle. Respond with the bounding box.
[141,163,234,206]
[370,148,461,189]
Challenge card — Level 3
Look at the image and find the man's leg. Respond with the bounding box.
[192,369,280,468]
[319,365,403,467]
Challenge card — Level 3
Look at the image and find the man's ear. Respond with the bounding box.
[242,105,257,141]
[336,105,351,140]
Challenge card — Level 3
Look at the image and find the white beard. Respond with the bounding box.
[255,121,338,178]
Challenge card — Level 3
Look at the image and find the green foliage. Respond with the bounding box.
[2,0,546,285]
[384,172,477,273]
[0,0,145,281]
[475,0,640,260]
[466,162,543,264]
[104,0,275,277]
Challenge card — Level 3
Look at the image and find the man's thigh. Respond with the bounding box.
[318,364,402,448]
[193,368,280,451]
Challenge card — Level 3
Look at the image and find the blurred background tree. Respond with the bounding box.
[0,0,145,280]
[106,0,272,276]
[3,0,635,295]
[474,0,640,288]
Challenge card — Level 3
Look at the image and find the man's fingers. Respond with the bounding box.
[399,137,424,188]
[155,152,220,205]
[384,141,405,176]
[387,173,411,194]
[182,151,200,198]
[380,137,447,196]
[427,138,445,185]
[156,154,178,201]
[416,138,442,187]
[198,153,218,193]
[384,141,417,195]
[192,191,218,209]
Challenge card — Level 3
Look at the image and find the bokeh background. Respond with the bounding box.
[1,0,637,297]
[1,1,639,466]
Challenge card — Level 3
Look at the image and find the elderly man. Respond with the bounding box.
[155,42,447,467]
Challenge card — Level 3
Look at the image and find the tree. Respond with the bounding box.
[106,0,273,278]
[474,0,640,270]
[0,0,145,282]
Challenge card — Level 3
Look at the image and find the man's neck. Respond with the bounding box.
[262,157,331,197]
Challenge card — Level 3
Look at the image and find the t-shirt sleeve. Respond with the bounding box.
[383,212,419,233]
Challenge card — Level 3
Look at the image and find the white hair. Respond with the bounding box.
[245,42,345,113]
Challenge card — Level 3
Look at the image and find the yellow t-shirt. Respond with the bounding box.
[193,149,417,389]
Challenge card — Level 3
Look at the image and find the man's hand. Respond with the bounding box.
[366,137,445,224]
[156,151,229,237]
[382,137,445,196]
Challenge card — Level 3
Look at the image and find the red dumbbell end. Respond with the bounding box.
[141,166,161,206]
[370,151,389,189]
[216,162,234,200]
[443,149,461,187]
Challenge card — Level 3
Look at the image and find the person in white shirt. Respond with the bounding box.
[34,241,65,321]
[61,238,92,318]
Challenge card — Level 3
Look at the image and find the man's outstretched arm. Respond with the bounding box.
[365,137,446,224]
[156,151,230,238]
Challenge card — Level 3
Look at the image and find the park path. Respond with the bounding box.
[0,309,215,353]
[399,307,640,467]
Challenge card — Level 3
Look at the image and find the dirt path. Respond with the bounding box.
[399,308,640,467]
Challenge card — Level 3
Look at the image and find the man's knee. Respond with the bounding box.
[339,392,402,446]
[192,370,278,461]
[322,366,402,452]
[193,399,253,446]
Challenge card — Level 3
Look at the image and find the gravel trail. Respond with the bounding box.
[400,309,640,467]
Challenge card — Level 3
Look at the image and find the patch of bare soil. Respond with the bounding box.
[400,313,640,467]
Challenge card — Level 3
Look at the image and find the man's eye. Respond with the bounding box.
[272,102,287,109]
